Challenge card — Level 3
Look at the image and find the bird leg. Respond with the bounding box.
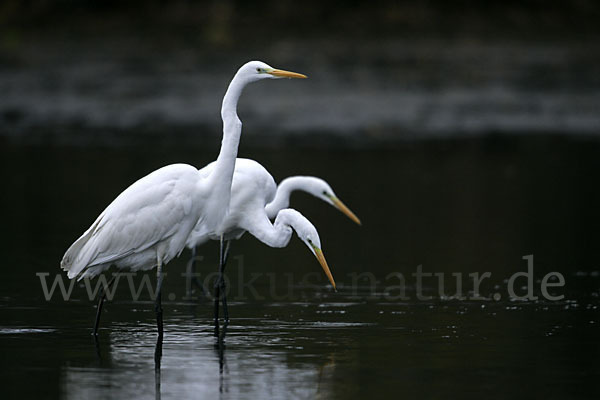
[155,260,164,337]
[213,238,223,331]
[93,275,117,335]
[213,237,232,331]
[215,321,228,376]
[221,240,231,322]
[154,333,163,371]
[154,334,163,400]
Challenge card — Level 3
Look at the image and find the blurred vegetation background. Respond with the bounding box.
[2,0,600,39]
[0,1,599,147]
[1,6,599,399]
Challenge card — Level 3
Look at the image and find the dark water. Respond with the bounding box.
[1,136,599,399]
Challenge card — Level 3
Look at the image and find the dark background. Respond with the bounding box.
[1,1,599,399]
[1,0,599,146]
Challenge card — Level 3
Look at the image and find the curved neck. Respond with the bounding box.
[221,73,245,124]
[248,209,301,248]
[265,176,315,219]
[208,74,247,203]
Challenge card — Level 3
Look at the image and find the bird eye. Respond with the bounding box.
[322,191,327,195]
[308,239,312,244]
[256,67,262,73]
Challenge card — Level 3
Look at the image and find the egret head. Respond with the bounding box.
[304,177,362,226]
[284,209,336,290]
[299,224,336,291]
[236,61,307,84]
[297,220,322,259]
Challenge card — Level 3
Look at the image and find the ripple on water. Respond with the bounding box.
[291,321,375,328]
[317,302,363,308]
[0,327,57,334]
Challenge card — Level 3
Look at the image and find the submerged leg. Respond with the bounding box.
[154,334,163,400]
[93,275,117,335]
[214,237,232,330]
[221,240,231,322]
[154,333,163,371]
[215,322,228,376]
[155,260,164,337]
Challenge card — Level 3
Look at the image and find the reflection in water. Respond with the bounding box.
[153,322,236,398]
[216,323,227,395]
[215,323,227,371]
[7,282,599,399]
[154,335,163,400]
[3,140,600,398]
[316,354,336,399]
[61,316,340,399]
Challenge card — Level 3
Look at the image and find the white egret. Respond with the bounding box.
[60,61,306,336]
[265,175,361,225]
[185,158,360,324]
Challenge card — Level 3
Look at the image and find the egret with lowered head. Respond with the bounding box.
[186,158,360,325]
[60,61,307,336]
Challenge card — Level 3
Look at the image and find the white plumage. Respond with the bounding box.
[62,164,202,280]
[61,61,306,281]
[59,61,307,334]
[187,158,360,251]
[186,158,362,293]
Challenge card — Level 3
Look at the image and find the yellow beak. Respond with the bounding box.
[331,197,362,225]
[268,68,307,79]
[313,247,336,290]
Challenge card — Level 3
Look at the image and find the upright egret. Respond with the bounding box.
[185,158,360,324]
[60,61,306,336]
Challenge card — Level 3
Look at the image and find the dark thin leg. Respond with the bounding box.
[93,275,117,335]
[154,334,163,400]
[155,262,164,337]
[223,240,231,265]
[214,237,231,333]
[215,322,228,377]
[93,333,102,360]
[221,240,231,322]
[213,238,223,333]
[154,333,163,370]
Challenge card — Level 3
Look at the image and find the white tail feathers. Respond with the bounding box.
[60,215,104,280]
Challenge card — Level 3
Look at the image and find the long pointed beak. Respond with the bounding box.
[331,197,362,225]
[313,247,336,290]
[268,68,307,79]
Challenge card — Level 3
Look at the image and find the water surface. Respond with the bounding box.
[1,136,599,399]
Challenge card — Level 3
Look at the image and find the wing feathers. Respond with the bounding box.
[60,164,200,279]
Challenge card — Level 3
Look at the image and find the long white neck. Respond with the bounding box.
[265,176,317,219]
[207,74,247,213]
[247,209,304,248]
